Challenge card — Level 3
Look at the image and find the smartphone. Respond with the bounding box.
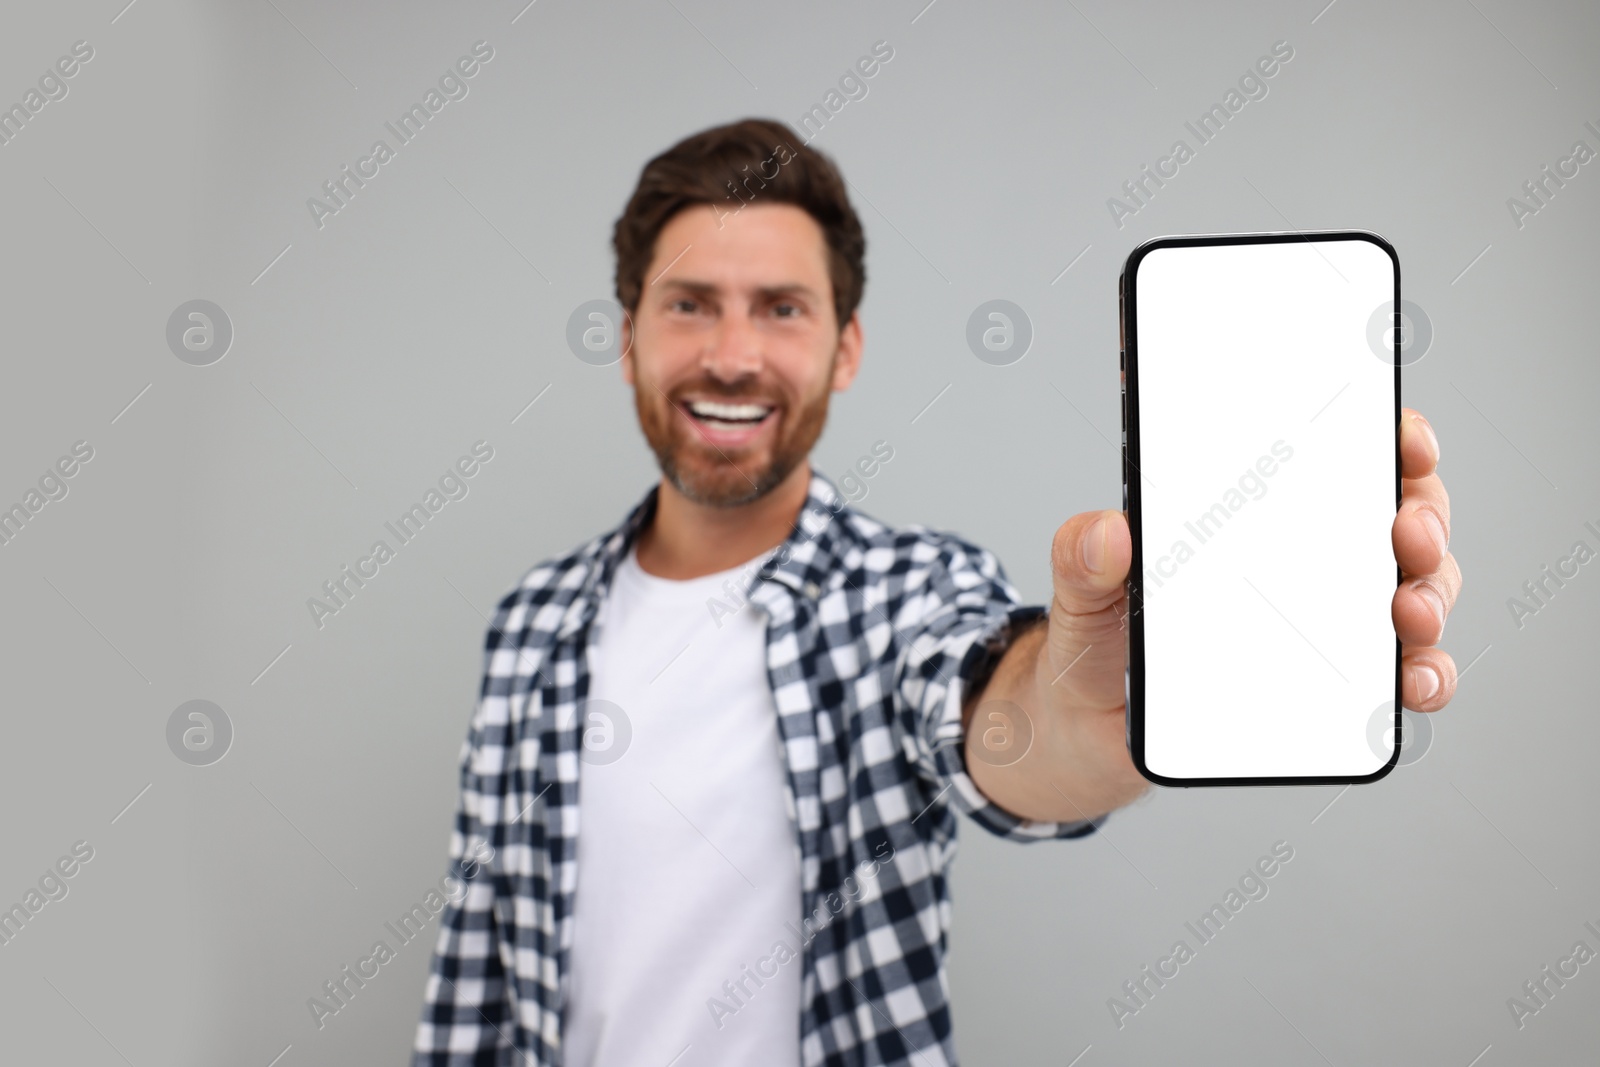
[1120,231,1402,786]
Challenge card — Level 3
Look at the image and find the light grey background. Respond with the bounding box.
[0,0,1595,1064]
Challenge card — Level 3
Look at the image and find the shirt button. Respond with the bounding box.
[804,581,821,598]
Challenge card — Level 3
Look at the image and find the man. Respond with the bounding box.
[413,118,1460,1065]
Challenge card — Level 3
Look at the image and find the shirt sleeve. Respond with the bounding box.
[413,708,515,1064]
[895,535,1107,842]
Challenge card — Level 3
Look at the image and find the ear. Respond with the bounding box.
[831,311,863,393]
[619,307,635,386]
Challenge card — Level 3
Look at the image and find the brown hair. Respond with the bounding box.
[612,118,866,330]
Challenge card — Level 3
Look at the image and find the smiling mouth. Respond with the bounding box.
[680,398,776,433]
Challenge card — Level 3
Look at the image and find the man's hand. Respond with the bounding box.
[964,408,1460,824]
[1389,408,1460,710]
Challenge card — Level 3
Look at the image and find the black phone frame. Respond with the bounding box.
[1119,230,1404,788]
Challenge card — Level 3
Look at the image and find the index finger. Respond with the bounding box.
[1400,408,1439,480]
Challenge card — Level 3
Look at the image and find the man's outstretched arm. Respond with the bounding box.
[964,407,1462,824]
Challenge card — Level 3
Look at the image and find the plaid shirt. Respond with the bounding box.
[414,471,1103,1066]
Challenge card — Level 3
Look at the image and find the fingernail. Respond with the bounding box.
[1420,507,1448,555]
[1409,662,1441,704]
[1416,414,1439,461]
[1415,582,1445,629]
[1082,514,1106,574]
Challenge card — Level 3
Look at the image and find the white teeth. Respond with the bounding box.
[686,400,772,421]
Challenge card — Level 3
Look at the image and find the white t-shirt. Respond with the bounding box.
[564,543,803,1067]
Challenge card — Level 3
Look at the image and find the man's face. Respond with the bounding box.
[621,202,862,508]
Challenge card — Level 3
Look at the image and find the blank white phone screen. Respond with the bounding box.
[1132,236,1398,781]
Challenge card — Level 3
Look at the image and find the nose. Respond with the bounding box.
[702,307,762,381]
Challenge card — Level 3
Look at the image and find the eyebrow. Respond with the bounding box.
[655,279,822,303]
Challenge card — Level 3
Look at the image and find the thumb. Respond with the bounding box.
[1045,509,1132,709]
[1051,509,1131,612]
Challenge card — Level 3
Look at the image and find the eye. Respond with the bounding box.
[772,301,801,318]
[669,297,698,314]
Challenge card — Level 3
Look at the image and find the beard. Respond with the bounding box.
[633,358,834,508]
